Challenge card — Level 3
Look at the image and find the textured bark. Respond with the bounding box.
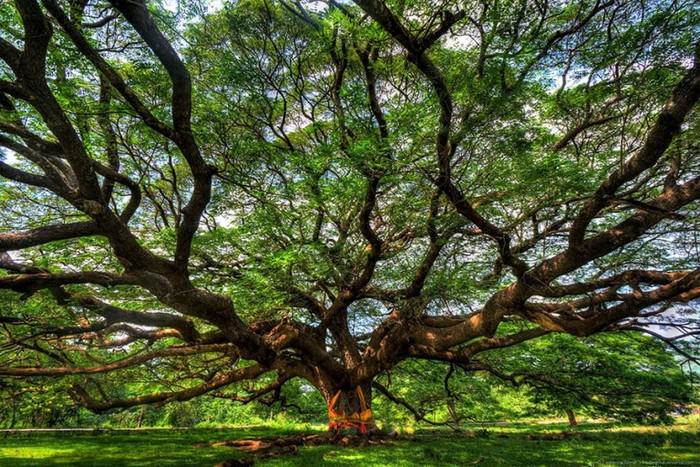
[326,383,375,434]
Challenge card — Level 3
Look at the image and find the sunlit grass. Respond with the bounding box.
[0,420,698,466]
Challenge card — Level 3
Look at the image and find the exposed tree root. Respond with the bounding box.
[200,432,394,466]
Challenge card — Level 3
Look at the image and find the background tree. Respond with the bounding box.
[0,0,699,433]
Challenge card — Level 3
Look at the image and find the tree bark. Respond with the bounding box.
[566,408,577,427]
[327,383,375,434]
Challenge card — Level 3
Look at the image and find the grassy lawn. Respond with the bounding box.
[0,421,698,466]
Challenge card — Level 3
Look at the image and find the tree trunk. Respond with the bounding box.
[327,383,375,434]
[566,408,577,427]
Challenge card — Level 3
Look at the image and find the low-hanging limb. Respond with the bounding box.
[0,343,236,376]
[70,363,269,412]
[373,380,461,429]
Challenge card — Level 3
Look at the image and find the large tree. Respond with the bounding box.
[0,0,698,432]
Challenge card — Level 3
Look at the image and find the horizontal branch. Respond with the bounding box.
[70,363,267,412]
[0,343,235,376]
[0,271,137,294]
[0,222,99,252]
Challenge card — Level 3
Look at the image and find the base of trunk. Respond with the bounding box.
[327,385,375,434]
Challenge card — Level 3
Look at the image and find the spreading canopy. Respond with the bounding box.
[0,0,698,417]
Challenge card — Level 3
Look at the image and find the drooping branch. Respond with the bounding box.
[70,363,268,412]
[614,326,700,365]
[373,380,458,428]
[0,343,236,376]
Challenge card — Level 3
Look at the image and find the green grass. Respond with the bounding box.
[1,421,698,466]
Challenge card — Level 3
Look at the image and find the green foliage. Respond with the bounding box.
[484,331,696,424]
[370,332,696,428]
[1,0,698,433]
[5,331,693,430]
